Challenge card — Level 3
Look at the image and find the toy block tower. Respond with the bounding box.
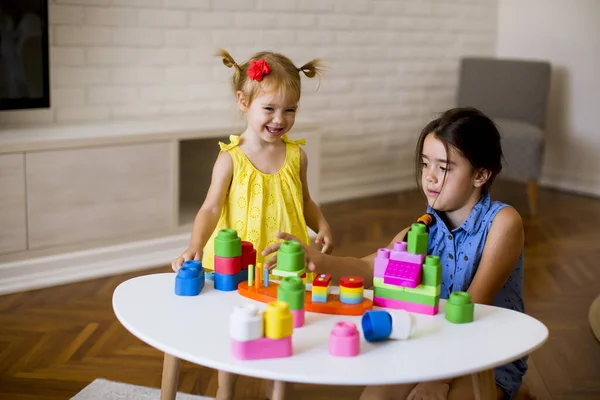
[213,229,245,291]
[278,276,306,327]
[311,273,332,303]
[339,276,364,304]
[230,301,293,360]
[271,241,306,279]
[373,222,442,315]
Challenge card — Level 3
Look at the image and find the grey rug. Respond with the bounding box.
[72,378,214,400]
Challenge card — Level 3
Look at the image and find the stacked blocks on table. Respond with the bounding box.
[311,273,332,303]
[373,222,442,315]
[213,229,248,291]
[329,321,360,357]
[278,276,306,328]
[445,291,474,324]
[339,276,364,305]
[361,310,415,342]
[230,302,293,360]
[271,241,306,278]
[175,260,205,296]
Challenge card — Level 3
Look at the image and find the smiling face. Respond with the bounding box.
[421,133,483,212]
[237,88,298,143]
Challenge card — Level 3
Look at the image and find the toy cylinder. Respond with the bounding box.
[214,229,242,257]
[445,291,474,324]
[422,255,442,287]
[340,276,364,305]
[277,276,306,310]
[248,264,254,286]
[264,301,293,339]
[275,241,305,272]
[291,309,305,328]
[388,309,416,340]
[361,310,392,342]
[229,304,263,341]
[329,321,360,357]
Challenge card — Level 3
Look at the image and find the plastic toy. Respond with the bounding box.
[329,321,360,357]
[445,291,474,324]
[263,265,269,287]
[213,229,245,291]
[271,241,306,278]
[339,276,364,305]
[175,260,205,296]
[361,309,415,342]
[241,241,257,270]
[230,301,293,360]
[278,276,305,327]
[311,273,332,303]
[373,219,442,315]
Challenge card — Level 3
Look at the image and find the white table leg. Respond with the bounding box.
[471,369,496,400]
[161,353,180,400]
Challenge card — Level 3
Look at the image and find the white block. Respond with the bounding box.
[389,310,415,340]
[230,304,263,342]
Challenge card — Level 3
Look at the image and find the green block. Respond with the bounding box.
[338,291,363,299]
[214,229,241,257]
[271,267,307,278]
[407,223,428,255]
[373,278,441,296]
[445,291,474,324]
[277,276,306,310]
[422,255,442,287]
[276,241,305,273]
[374,286,439,306]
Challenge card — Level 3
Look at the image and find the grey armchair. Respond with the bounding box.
[457,57,551,216]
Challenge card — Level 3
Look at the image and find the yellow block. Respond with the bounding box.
[339,285,364,295]
[264,301,293,339]
[305,272,316,284]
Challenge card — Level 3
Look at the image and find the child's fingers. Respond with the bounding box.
[276,232,302,243]
[261,242,282,257]
[308,261,316,271]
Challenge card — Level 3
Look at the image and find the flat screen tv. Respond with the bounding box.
[0,0,50,111]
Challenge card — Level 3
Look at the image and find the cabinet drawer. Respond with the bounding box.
[0,154,27,254]
[26,142,174,249]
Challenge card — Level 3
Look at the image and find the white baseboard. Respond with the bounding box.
[541,168,600,198]
[0,229,319,295]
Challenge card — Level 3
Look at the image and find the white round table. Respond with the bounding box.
[113,273,548,400]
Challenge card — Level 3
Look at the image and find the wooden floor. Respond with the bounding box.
[1,181,599,400]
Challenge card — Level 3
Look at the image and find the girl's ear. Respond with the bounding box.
[236,91,248,111]
[473,168,492,188]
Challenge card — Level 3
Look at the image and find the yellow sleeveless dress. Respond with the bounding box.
[202,134,310,270]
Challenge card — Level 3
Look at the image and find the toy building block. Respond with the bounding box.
[215,228,242,257]
[407,223,428,255]
[206,271,215,281]
[390,241,425,265]
[214,229,243,291]
[271,241,306,278]
[175,260,205,296]
[329,321,360,357]
[421,255,442,287]
[373,286,438,306]
[230,304,263,341]
[445,291,474,324]
[361,309,415,342]
[264,301,293,339]
[278,276,306,328]
[340,276,364,305]
[248,264,254,286]
[372,296,439,315]
[305,272,316,284]
[214,255,242,275]
[255,263,262,289]
[263,265,269,287]
[373,248,391,279]
[214,272,240,291]
[230,301,293,360]
[311,273,332,303]
[241,241,257,270]
[383,259,422,288]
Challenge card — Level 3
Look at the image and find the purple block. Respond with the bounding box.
[374,248,391,278]
[390,241,426,265]
[383,260,421,288]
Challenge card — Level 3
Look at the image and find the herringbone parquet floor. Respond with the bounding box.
[1,181,599,400]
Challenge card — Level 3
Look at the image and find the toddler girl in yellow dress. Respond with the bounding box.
[171,48,334,400]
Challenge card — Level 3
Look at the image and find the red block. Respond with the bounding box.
[241,241,257,270]
[313,273,332,287]
[214,255,242,275]
[340,276,364,289]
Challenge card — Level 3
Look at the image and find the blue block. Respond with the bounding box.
[340,295,363,305]
[175,260,205,296]
[239,269,248,282]
[311,295,327,303]
[214,272,238,291]
[361,310,392,342]
[206,271,215,281]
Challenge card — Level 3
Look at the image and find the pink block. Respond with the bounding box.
[373,248,391,278]
[231,336,292,360]
[214,255,242,275]
[291,309,305,328]
[390,241,426,265]
[383,260,421,288]
[329,321,360,357]
[373,296,439,315]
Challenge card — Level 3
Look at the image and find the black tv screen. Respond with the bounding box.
[0,0,50,111]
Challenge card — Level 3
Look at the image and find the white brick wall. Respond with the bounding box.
[0,0,498,202]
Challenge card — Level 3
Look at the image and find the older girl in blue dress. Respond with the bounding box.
[263,107,530,400]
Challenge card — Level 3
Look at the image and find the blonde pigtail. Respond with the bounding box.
[298,58,324,78]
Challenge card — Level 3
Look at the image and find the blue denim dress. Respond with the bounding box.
[426,191,527,399]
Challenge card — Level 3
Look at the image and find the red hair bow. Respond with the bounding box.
[247,59,271,81]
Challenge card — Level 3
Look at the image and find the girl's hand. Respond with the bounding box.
[171,248,203,272]
[315,226,334,254]
[407,382,450,400]
[262,232,322,271]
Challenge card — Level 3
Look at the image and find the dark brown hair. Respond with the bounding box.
[415,107,503,193]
